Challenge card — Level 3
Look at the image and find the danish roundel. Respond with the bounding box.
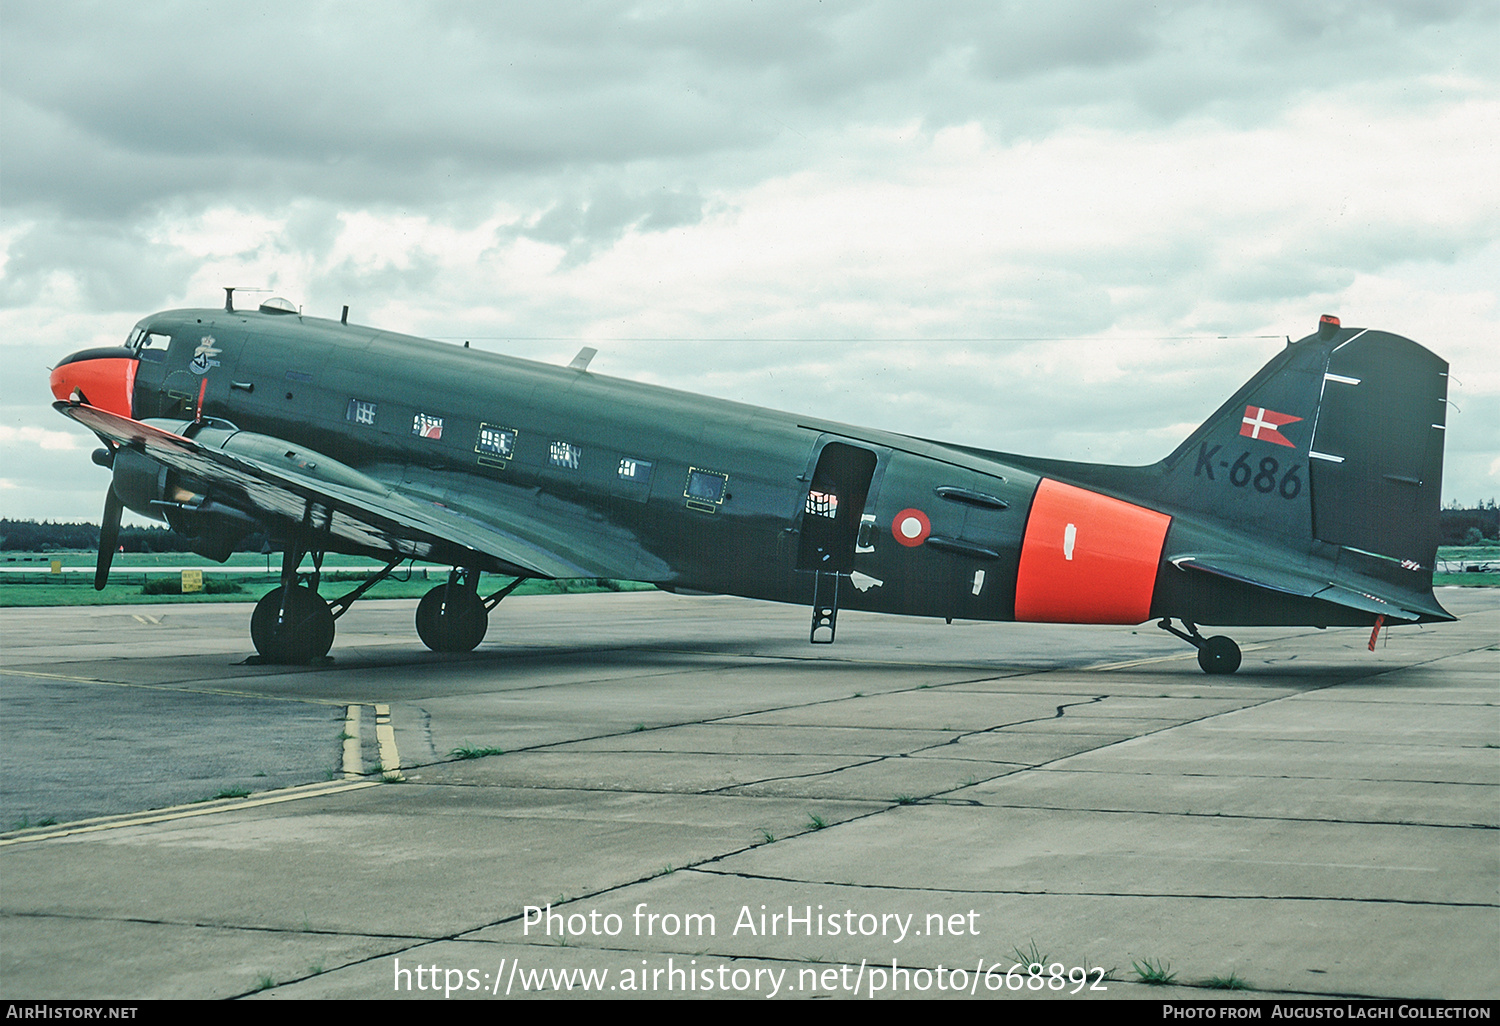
[891,508,931,547]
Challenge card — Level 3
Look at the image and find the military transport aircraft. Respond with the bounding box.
[49,293,1452,673]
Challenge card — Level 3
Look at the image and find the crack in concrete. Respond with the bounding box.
[1025,767,1498,786]
[0,909,436,940]
[688,869,1498,908]
[895,798,1498,830]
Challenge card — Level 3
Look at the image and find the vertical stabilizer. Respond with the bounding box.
[1157,325,1447,571]
[1145,322,1450,622]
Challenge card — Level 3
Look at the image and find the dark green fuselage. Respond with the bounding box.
[129,307,1040,623]
[86,303,1449,641]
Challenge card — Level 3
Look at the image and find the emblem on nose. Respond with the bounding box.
[190,335,221,375]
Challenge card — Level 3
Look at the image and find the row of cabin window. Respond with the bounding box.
[345,397,728,504]
[118,337,740,510]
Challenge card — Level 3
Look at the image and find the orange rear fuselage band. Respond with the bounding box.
[1014,478,1171,624]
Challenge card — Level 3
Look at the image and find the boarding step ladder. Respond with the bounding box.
[810,570,840,644]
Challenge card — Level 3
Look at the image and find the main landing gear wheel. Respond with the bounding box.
[251,585,335,663]
[1197,635,1242,675]
[416,582,488,653]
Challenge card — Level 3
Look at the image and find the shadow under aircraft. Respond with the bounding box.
[50,295,1452,672]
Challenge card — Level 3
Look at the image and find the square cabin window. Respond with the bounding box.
[549,441,580,470]
[346,399,377,426]
[617,458,652,483]
[685,468,729,511]
[476,424,516,463]
[805,489,838,519]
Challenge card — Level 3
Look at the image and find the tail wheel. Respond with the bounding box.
[416,582,488,653]
[1197,635,1242,675]
[251,585,335,663]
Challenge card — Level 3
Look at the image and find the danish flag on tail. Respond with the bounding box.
[1240,405,1301,448]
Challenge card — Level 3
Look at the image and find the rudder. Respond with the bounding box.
[1306,329,1448,575]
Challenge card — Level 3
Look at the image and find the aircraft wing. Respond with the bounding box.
[1168,551,1453,623]
[56,401,600,579]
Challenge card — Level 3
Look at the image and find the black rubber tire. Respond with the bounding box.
[1197,635,1242,675]
[416,583,488,653]
[251,585,335,663]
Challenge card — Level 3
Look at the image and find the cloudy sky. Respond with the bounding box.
[3,0,1496,525]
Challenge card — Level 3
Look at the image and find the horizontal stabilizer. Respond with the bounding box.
[1171,552,1454,624]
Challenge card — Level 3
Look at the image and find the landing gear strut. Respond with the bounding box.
[1158,618,1242,675]
[249,537,407,663]
[248,548,527,660]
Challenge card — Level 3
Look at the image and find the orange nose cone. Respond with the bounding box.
[50,348,137,419]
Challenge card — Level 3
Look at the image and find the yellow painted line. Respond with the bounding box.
[342,704,364,779]
[1085,643,1271,672]
[374,703,403,780]
[0,780,380,847]
[1085,650,1199,671]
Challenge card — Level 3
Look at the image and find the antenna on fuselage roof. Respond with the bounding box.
[222,286,272,312]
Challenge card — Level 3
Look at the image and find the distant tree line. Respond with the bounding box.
[0,519,269,553]
[1440,505,1499,545]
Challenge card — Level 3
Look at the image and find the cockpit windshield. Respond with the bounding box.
[128,325,172,352]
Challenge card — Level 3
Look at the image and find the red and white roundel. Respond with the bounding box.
[891,508,931,547]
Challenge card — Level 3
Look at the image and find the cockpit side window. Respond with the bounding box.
[137,331,172,352]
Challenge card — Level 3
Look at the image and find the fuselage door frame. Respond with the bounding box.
[795,437,883,573]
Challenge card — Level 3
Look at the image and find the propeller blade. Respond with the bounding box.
[96,486,123,591]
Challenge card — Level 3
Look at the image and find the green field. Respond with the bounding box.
[1436,544,1500,587]
[0,547,1493,608]
[0,551,655,607]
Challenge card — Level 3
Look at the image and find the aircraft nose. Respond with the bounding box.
[50,346,137,419]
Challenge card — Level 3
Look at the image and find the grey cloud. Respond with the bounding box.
[516,184,706,267]
[1207,223,1500,306]
[950,1,1499,137]
[1305,222,1500,273]
[966,1,1161,81]
[0,220,198,312]
[3,5,757,219]
[3,2,1494,519]
[8,1,1494,224]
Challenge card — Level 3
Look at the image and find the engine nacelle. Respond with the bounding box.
[110,446,170,523]
[109,437,258,562]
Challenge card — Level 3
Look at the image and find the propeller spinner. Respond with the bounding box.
[52,347,138,589]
